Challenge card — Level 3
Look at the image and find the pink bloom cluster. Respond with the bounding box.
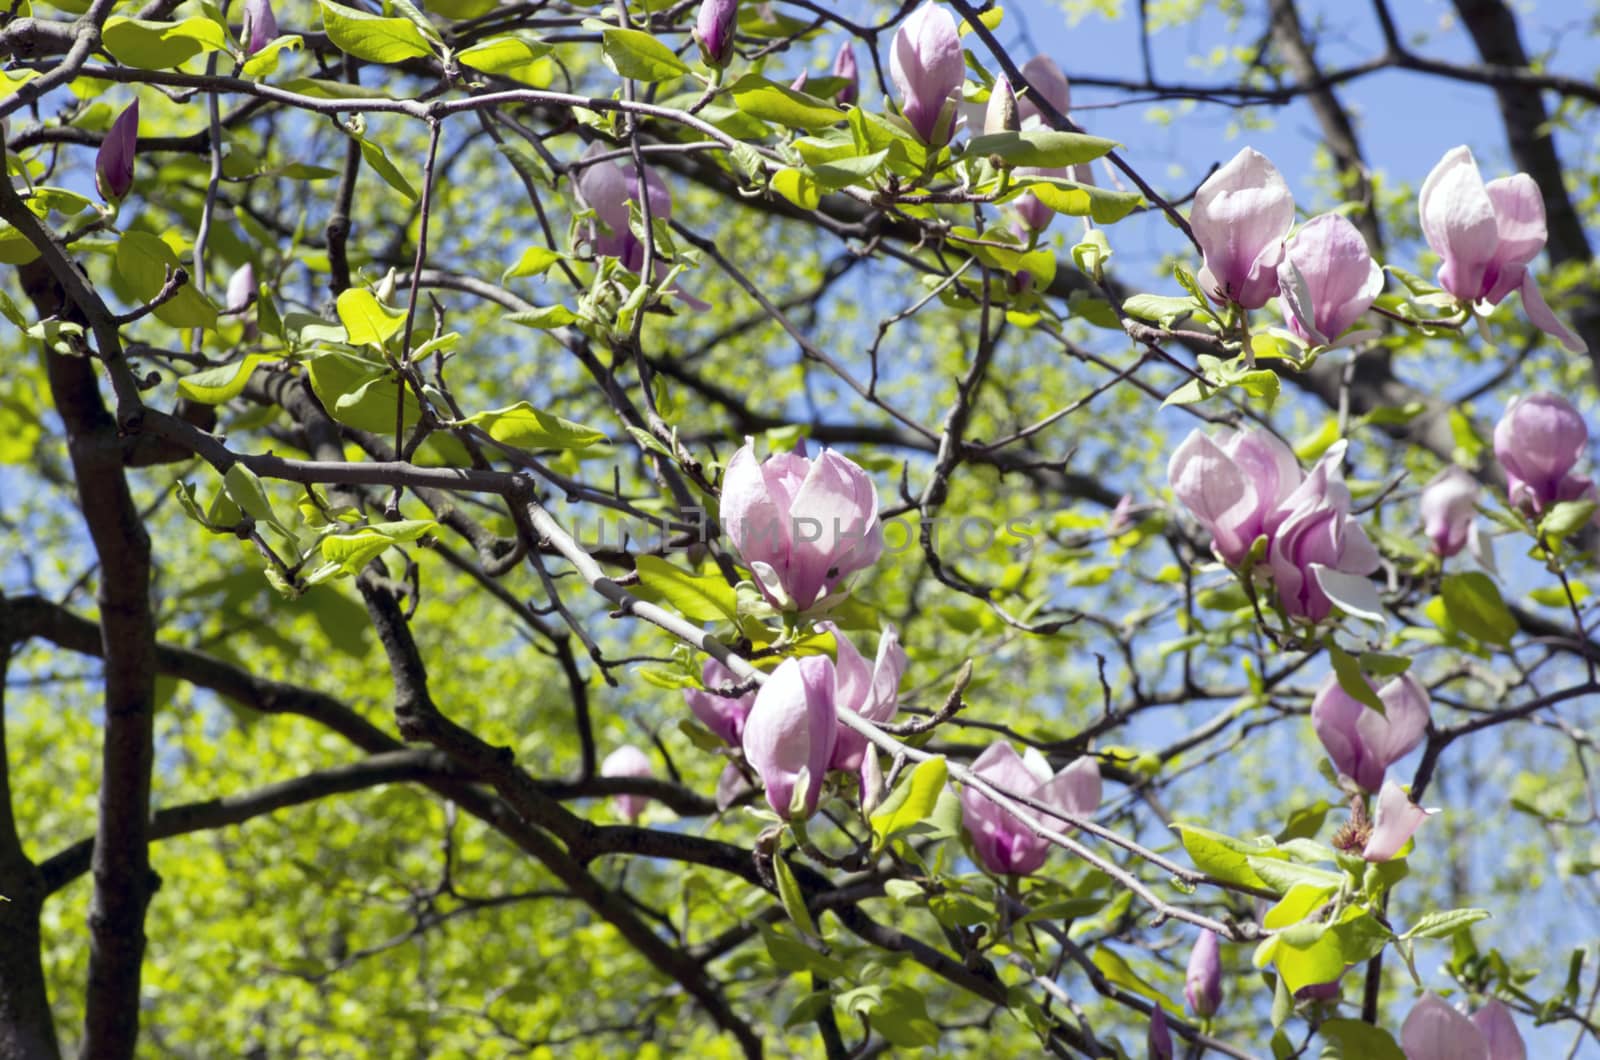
[731,624,906,818]
[1167,429,1379,621]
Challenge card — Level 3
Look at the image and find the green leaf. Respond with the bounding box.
[103,15,229,69]
[113,231,218,330]
[463,401,606,451]
[1174,824,1281,890]
[318,0,433,63]
[632,555,738,623]
[240,34,303,77]
[355,135,419,201]
[771,168,822,210]
[601,27,690,82]
[1247,857,1344,895]
[1021,177,1143,224]
[1328,641,1386,715]
[177,355,270,404]
[871,984,940,1049]
[321,519,437,575]
[1400,907,1490,941]
[772,854,816,938]
[335,288,406,346]
[731,75,845,131]
[223,464,278,527]
[1358,652,1412,677]
[871,756,947,850]
[1319,1019,1405,1060]
[1120,293,1196,326]
[968,130,1119,167]
[758,924,848,980]
[457,34,553,86]
[1440,571,1516,647]
[1539,499,1597,540]
[307,353,419,434]
[506,305,579,329]
[504,245,564,281]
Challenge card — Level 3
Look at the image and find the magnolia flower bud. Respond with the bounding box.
[1277,212,1383,345]
[225,263,257,314]
[832,43,859,105]
[1147,1005,1174,1059]
[694,0,739,68]
[241,0,278,56]
[720,439,883,612]
[1184,930,1223,1018]
[96,100,140,203]
[983,76,1019,135]
[889,3,964,145]
[1189,147,1295,309]
[1310,672,1431,794]
[600,745,654,823]
[1420,465,1479,557]
[958,741,1100,876]
[1493,393,1595,515]
[742,656,838,818]
[789,69,808,93]
[1420,146,1584,353]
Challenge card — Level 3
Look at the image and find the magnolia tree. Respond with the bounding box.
[1,0,1598,1056]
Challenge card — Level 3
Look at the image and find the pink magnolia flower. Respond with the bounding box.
[1010,55,1094,233]
[1167,426,1303,565]
[600,745,653,822]
[1017,55,1070,126]
[1419,147,1585,354]
[1402,994,1525,1060]
[832,43,859,105]
[241,0,277,55]
[1311,672,1431,793]
[825,624,907,773]
[1493,393,1595,514]
[1277,213,1384,345]
[889,3,964,145]
[742,655,838,818]
[684,657,757,746]
[1403,994,1488,1060]
[96,100,140,203]
[720,439,883,611]
[694,0,738,68]
[576,143,672,276]
[1185,929,1223,1018]
[958,741,1100,876]
[1472,999,1528,1060]
[1362,780,1437,862]
[1420,466,1479,557]
[1266,448,1382,621]
[1190,147,1295,309]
